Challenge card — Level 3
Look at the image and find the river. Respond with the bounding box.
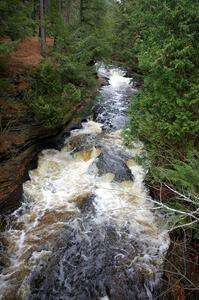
[0,65,170,300]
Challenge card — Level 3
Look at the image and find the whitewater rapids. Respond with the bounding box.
[0,66,170,300]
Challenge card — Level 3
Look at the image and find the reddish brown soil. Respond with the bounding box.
[0,37,54,95]
[9,37,54,70]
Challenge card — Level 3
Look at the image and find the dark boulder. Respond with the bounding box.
[95,150,134,182]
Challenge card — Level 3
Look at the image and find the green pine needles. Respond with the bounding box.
[118,0,199,237]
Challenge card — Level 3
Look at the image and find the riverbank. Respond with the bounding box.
[0,97,91,213]
[0,37,99,213]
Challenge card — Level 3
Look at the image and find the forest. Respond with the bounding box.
[0,0,199,299]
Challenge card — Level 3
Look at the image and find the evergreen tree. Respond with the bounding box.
[114,0,199,161]
[0,0,34,40]
[116,0,199,238]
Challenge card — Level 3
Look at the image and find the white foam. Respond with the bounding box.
[108,69,132,88]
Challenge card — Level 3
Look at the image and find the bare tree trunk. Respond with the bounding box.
[57,0,62,17]
[64,0,71,24]
[33,0,39,35]
[40,0,46,53]
[44,0,49,14]
[80,0,84,23]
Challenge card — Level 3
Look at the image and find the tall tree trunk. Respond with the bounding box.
[80,0,84,23]
[33,0,39,35]
[40,0,46,53]
[44,0,49,14]
[64,0,71,24]
[57,0,62,17]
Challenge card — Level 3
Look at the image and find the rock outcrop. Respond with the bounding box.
[0,98,83,213]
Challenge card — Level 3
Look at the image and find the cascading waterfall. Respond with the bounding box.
[0,65,170,300]
[95,67,133,130]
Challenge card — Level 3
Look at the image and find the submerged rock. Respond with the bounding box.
[66,134,98,153]
[27,217,162,300]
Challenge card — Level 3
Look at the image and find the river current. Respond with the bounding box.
[0,66,170,300]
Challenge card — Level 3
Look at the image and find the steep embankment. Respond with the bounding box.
[0,38,91,213]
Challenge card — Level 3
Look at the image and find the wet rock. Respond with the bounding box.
[97,75,110,87]
[74,192,92,209]
[66,126,103,153]
[66,134,95,152]
[0,99,90,214]
[95,150,134,182]
[76,194,96,213]
[39,210,74,226]
[0,145,38,213]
